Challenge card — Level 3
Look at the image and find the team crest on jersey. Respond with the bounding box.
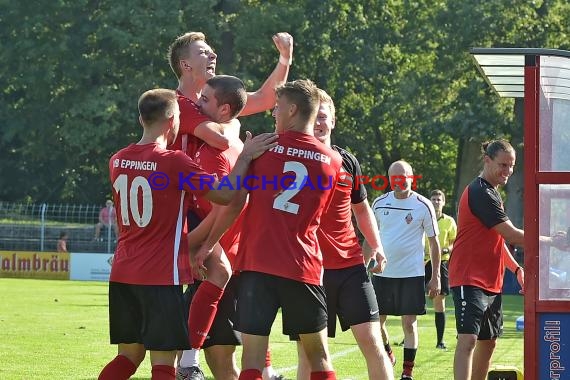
[405,212,413,224]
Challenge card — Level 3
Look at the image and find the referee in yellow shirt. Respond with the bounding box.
[424,189,457,350]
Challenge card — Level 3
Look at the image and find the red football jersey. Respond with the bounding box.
[318,146,368,269]
[109,143,211,285]
[193,141,245,266]
[235,131,343,285]
[449,177,510,293]
[167,91,209,157]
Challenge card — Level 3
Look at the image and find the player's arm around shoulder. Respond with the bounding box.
[203,131,278,204]
[194,120,238,150]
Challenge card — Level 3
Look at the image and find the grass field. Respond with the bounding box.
[0,278,524,379]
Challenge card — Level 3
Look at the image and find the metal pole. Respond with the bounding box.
[40,203,47,251]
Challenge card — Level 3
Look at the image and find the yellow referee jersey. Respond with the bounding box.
[424,213,457,262]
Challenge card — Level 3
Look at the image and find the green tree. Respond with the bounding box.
[436,0,570,218]
[0,0,218,203]
[2,0,570,211]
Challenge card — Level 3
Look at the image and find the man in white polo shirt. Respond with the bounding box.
[370,160,441,380]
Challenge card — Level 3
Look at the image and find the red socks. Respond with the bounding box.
[188,280,224,348]
[98,355,176,379]
[98,355,137,380]
[151,365,175,380]
[310,371,337,380]
[239,369,263,380]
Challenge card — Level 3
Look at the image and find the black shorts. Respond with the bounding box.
[451,285,503,340]
[324,264,379,336]
[371,276,426,316]
[235,271,328,336]
[109,281,190,350]
[187,210,203,231]
[184,277,242,348]
[425,260,450,295]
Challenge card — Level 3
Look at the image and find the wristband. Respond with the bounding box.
[515,266,523,276]
[279,55,292,66]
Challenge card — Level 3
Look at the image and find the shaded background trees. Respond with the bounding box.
[2,0,569,219]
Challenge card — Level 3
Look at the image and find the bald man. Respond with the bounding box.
[369,160,441,380]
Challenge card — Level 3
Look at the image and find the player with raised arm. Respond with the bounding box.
[167,31,293,157]
[97,88,276,380]
[167,31,293,380]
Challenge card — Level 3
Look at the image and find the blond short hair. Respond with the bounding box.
[317,88,335,120]
[167,32,206,78]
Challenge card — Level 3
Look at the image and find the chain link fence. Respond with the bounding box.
[0,201,117,253]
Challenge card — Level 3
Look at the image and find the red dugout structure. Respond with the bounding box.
[472,48,570,380]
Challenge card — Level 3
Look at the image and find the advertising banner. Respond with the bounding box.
[70,252,113,282]
[0,251,70,280]
[539,313,570,380]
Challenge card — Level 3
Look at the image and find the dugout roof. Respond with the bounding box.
[471,47,570,99]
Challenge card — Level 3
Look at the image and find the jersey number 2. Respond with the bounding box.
[273,161,307,215]
[113,174,153,227]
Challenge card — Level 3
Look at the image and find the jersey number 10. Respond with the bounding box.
[113,174,153,227]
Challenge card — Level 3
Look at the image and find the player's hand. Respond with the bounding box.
[191,244,211,280]
[272,32,293,61]
[369,251,387,274]
[427,277,441,298]
[551,231,570,251]
[516,267,525,295]
[241,131,278,161]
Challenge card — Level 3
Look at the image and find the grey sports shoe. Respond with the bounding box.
[176,366,205,380]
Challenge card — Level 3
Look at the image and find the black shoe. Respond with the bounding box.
[176,366,205,380]
[436,342,447,350]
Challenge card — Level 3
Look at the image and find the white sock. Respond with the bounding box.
[262,365,277,380]
[179,348,200,368]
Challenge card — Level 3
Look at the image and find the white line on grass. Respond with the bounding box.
[276,345,361,375]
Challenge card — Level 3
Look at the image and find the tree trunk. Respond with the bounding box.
[454,138,483,217]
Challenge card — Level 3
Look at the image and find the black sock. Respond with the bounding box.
[384,343,392,354]
[403,348,417,363]
[402,349,416,377]
[435,311,446,344]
